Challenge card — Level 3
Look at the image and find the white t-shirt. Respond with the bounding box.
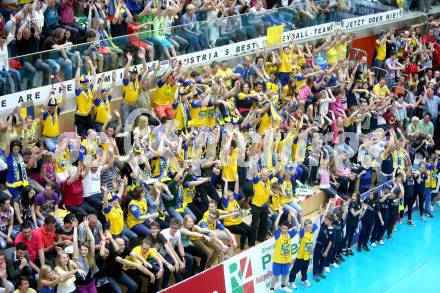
[82,167,102,197]
[159,228,181,254]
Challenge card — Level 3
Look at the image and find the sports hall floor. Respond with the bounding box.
[279,209,440,293]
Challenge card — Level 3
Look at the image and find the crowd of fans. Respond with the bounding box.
[0,0,417,94]
[0,0,439,292]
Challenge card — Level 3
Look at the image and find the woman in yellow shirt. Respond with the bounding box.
[126,186,157,237]
[221,179,255,250]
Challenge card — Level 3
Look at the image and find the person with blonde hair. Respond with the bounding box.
[54,217,79,293]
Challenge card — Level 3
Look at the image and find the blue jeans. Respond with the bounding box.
[283,201,303,222]
[108,272,138,293]
[167,207,196,225]
[130,221,151,237]
[44,137,58,153]
[23,59,56,87]
[0,69,21,93]
[424,188,432,213]
[84,193,104,211]
[46,57,73,80]
[120,102,138,127]
[182,31,208,53]
[0,228,18,249]
[113,227,138,247]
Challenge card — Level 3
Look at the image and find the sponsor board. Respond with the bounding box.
[223,215,321,293]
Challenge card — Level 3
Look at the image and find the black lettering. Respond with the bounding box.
[213,51,218,58]
[202,54,207,61]
[18,96,24,103]
[35,92,41,100]
[26,94,32,101]
[67,84,72,91]
[225,48,229,55]
[0,100,5,108]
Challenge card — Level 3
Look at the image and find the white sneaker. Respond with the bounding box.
[324,267,330,273]
[331,263,339,268]
[301,280,312,287]
[379,240,384,245]
[371,242,377,247]
[288,282,297,290]
[280,286,293,293]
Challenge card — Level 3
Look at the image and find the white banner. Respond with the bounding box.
[0,22,335,114]
[341,8,403,31]
[0,6,403,114]
[223,215,321,293]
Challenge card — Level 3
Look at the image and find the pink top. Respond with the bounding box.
[297,85,311,102]
[329,99,343,117]
[319,169,330,188]
[60,1,74,24]
[42,163,56,181]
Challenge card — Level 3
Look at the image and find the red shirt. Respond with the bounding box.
[62,176,84,207]
[15,231,43,262]
[421,34,437,44]
[37,226,56,249]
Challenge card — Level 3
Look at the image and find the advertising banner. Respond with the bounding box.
[223,215,321,293]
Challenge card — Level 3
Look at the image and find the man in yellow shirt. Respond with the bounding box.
[372,78,391,97]
[121,50,147,127]
[373,32,392,81]
[152,62,181,122]
[41,86,66,152]
[74,55,97,137]
[251,167,272,242]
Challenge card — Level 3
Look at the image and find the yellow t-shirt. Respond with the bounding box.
[42,108,61,138]
[103,204,124,235]
[217,68,234,88]
[152,80,176,106]
[296,229,314,260]
[251,176,271,207]
[123,246,156,270]
[75,86,94,116]
[373,84,390,97]
[93,98,111,124]
[375,39,387,61]
[122,76,140,104]
[279,49,293,73]
[126,198,148,229]
[326,47,338,66]
[222,149,238,182]
[273,230,295,264]
[189,101,208,128]
[223,199,241,226]
[335,41,348,62]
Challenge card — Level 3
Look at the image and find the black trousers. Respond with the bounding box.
[184,244,208,273]
[358,216,374,248]
[415,191,425,216]
[196,181,221,210]
[403,195,414,221]
[329,230,342,263]
[387,205,399,237]
[65,202,95,220]
[250,204,269,242]
[289,258,310,282]
[74,113,93,137]
[342,220,358,249]
[312,242,325,275]
[370,212,385,243]
[187,201,205,221]
[226,222,256,249]
[125,266,159,293]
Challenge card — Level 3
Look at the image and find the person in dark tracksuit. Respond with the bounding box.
[329,205,346,267]
[357,192,378,252]
[341,193,362,256]
[387,179,404,239]
[370,189,390,246]
[312,213,334,282]
[414,163,427,222]
[403,170,416,226]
